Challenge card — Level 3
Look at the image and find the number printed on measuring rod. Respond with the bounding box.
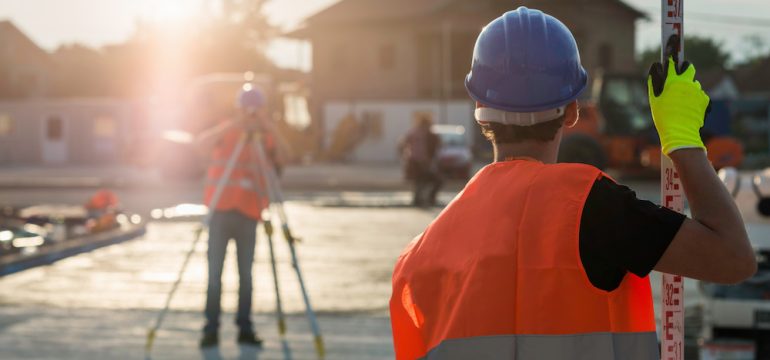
[663,277,682,306]
[663,166,684,212]
[666,0,681,18]
[664,0,683,40]
[664,168,681,192]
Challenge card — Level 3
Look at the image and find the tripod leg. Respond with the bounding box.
[144,133,250,360]
[250,135,326,359]
[263,218,293,360]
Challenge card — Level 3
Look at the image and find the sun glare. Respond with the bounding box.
[144,1,196,25]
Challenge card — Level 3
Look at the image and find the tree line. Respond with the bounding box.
[49,0,276,98]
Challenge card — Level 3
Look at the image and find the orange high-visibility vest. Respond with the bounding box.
[390,160,657,360]
[85,189,119,210]
[203,129,271,220]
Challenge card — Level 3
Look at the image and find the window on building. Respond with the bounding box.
[599,43,614,71]
[0,114,12,136]
[283,95,311,129]
[94,116,117,138]
[47,116,62,141]
[379,44,395,70]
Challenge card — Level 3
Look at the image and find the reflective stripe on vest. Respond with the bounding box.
[208,159,262,173]
[390,161,656,359]
[421,332,658,360]
[204,178,259,191]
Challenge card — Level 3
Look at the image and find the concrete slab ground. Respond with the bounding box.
[1,170,769,359]
[0,202,442,360]
[0,163,414,191]
[0,305,392,360]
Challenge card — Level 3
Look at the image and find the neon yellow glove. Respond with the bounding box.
[647,57,710,155]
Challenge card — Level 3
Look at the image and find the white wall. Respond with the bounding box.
[0,99,134,165]
[323,100,474,162]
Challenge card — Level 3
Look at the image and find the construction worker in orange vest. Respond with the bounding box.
[196,86,275,348]
[84,189,120,232]
[390,7,756,359]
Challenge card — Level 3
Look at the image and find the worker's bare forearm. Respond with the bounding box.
[670,149,754,266]
[670,149,743,235]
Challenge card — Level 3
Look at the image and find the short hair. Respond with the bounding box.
[414,113,433,128]
[479,115,566,144]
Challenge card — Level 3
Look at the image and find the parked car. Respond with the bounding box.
[0,224,48,257]
[432,124,473,180]
[685,250,770,359]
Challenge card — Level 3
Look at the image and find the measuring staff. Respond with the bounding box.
[389,6,755,359]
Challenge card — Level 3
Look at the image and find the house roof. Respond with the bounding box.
[600,0,647,19]
[287,0,645,37]
[303,0,450,25]
[733,57,770,95]
[698,68,731,92]
[286,0,451,37]
[0,20,51,64]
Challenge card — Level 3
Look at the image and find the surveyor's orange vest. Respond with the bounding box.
[390,160,657,360]
[203,128,271,220]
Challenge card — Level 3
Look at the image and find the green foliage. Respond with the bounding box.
[50,0,275,97]
[737,35,770,67]
[637,35,730,72]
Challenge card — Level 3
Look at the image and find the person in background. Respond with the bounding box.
[400,114,442,207]
[194,86,274,349]
[84,189,120,232]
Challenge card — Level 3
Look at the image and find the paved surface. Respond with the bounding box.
[0,163,416,192]
[1,166,770,359]
[0,194,444,360]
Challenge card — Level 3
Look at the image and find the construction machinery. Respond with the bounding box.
[558,72,744,173]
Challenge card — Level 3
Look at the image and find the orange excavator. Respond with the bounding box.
[558,73,743,172]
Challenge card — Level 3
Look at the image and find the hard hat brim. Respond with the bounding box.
[464,71,588,113]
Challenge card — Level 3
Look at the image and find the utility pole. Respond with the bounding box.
[660,1,685,359]
[440,19,452,125]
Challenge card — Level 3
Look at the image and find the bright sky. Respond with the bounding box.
[0,0,337,71]
[0,0,768,69]
[625,0,770,64]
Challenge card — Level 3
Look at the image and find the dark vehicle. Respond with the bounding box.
[559,73,743,172]
[0,225,47,257]
[433,125,473,180]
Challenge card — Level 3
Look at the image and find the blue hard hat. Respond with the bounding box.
[465,7,588,113]
[237,85,266,111]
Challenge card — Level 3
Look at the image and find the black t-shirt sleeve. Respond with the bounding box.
[579,177,686,292]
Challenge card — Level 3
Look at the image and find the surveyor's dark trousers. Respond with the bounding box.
[203,210,258,334]
[411,162,443,206]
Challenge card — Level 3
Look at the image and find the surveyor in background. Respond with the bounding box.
[399,114,442,207]
[390,7,755,359]
[195,86,275,348]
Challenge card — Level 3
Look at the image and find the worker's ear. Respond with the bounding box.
[564,101,579,128]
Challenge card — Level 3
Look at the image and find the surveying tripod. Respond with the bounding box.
[145,125,325,360]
